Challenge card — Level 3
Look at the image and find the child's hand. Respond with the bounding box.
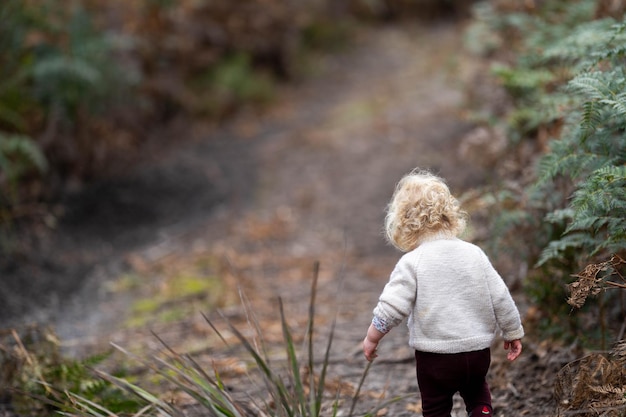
[363,337,379,362]
[504,339,522,361]
[363,323,386,361]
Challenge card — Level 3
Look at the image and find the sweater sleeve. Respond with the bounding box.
[372,254,417,331]
[480,250,525,341]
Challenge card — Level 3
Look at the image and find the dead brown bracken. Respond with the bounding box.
[567,255,626,310]
[555,340,626,417]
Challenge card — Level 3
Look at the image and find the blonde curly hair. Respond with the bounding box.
[384,169,467,252]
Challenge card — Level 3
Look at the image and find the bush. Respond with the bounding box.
[0,326,142,416]
[464,0,626,346]
[0,0,474,241]
[0,0,139,243]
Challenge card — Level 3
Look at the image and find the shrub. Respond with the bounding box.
[0,0,139,241]
[464,0,626,345]
[0,326,142,416]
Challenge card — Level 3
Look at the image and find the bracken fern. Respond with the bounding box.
[466,0,626,347]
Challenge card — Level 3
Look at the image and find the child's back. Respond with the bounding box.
[362,168,523,417]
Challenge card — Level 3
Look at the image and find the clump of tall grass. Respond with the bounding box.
[32,262,403,416]
[1,326,142,417]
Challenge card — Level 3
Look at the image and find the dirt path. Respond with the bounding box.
[48,21,480,340]
[6,21,561,416]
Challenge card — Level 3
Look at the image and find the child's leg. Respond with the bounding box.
[415,351,459,417]
[457,348,492,416]
[463,381,492,417]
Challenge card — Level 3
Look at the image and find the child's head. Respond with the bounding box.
[385,169,467,252]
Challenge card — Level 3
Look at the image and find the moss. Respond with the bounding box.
[126,263,226,328]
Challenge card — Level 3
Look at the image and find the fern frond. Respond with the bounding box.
[589,164,626,180]
[32,56,102,87]
[568,73,610,101]
[492,64,555,94]
[536,162,626,264]
[591,21,626,63]
[579,101,602,140]
[564,216,605,234]
[0,133,47,179]
[536,141,603,183]
[537,232,587,266]
[542,18,620,67]
[553,165,626,256]
[544,208,575,225]
[600,94,626,118]
[599,229,626,255]
[573,166,626,204]
[569,68,626,118]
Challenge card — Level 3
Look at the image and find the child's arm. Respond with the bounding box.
[363,323,386,361]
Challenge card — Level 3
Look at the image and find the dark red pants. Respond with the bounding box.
[415,348,492,417]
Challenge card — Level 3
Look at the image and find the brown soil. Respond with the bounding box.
[5,21,570,417]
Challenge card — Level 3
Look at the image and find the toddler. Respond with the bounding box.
[363,169,524,417]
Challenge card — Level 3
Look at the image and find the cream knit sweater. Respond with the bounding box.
[373,235,524,354]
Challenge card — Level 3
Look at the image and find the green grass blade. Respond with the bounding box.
[63,391,120,417]
[93,369,181,416]
[307,262,320,417]
[317,252,347,413]
[219,311,295,417]
[348,360,373,417]
[147,353,241,417]
[211,361,226,390]
[279,297,307,416]
[133,405,155,417]
[316,315,336,413]
[184,354,248,417]
[185,353,220,389]
[213,298,291,417]
[201,311,231,348]
[27,383,115,417]
[149,330,242,414]
[238,286,273,364]
[331,388,341,417]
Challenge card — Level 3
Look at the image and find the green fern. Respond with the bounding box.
[466,0,626,345]
[29,7,136,119]
[537,64,626,264]
[492,64,555,97]
[0,0,140,233]
[0,133,47,194]
[537,233,588,267]
[544,208,574,225]
[541,19,624,68]
[535,136,601,184]
[568,70,626,112]
[568,166,626,253]
[3,326,142,417]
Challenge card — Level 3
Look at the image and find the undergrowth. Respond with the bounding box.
[0,0,472,247]
[554,255,626,416]
[0,0,137,247]
[0,326,142,416]
[465,0,626,347]
[2,263,401,416]
[465,2,626,413]
[555,340,626,417]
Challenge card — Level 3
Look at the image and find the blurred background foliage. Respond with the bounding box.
[2,0,626,415]
[0,0,469,242]
[0,0,624,348]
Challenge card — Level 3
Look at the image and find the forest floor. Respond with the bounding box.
[5,20,578,416]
